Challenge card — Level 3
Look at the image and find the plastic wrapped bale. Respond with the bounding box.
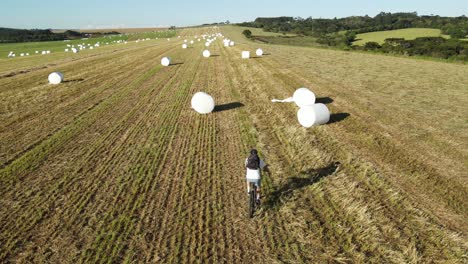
[48,72,64,85]
[229,41,235,46]
[202,50,211,58]
[161,57,171,66]
[297,104,330,127]
[205,42,210,47]
[191,92,215,114]
[65,48,69,52]
[71,48,79,53]
[293,88,316,107]
[190,40,194,44]
[182,44,187,49]
[242,51,250,59]
[256,48,263,56]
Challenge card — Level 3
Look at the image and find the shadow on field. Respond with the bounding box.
[316,97,334,104]
[328,113,350,124]
[264,162,341,209]
[213,102,244,112]
[210,54,220,57]
[63,78,85,83]
[170,62,184,66]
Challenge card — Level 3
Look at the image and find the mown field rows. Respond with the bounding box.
[0,26,466,263]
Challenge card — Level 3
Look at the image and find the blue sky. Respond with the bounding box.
[2,0,467,29]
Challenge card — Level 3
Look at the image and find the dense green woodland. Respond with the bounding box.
[0,28,119,43]
[239,12,468,61]
[239,12,468,38]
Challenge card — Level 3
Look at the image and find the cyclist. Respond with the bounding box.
[245,149,267,203]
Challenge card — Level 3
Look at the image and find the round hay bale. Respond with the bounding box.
[205,42,210,47]
[229,41,235,46]
[256,48,263,56]
[293,88,316,107]
[202,50,211,58]
[71,48,79,53]
[297,104,330,127]
[182,44,188,49]
[48,72,64,85]
[241,51,250,59]
[191,92,215,114]
[161,57,171,66]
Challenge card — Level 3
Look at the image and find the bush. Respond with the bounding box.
[242,29,252,38]
[364,42,382,50]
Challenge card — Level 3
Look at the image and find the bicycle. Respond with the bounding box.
[248,182,258,218]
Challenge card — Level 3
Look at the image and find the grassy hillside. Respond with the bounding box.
[0,25,466,263]
[0,30,176,60]
[353,28,450,45]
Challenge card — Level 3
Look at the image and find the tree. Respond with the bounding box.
[364,42,382,50]
[242,29,252,38]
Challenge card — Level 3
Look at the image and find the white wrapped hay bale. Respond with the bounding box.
[182,44,187,49]
[71,48,79,53]
[229,41,235,46]
[293,88,316,107]
[297,104,330,128]
[190,40,194,44]
[205,42,210,47]
[202,50,211,58]
[241,51,250,59]
[256,48,263,56]
[48,72,64,85]
[191,92,215,114]
[161,57,171,66]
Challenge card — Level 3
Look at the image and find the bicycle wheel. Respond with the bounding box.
[248,183,255,218]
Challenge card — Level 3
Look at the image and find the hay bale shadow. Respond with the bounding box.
[170,62,184,66]
[328,113,350,124]
[316,97,333,104]
[63,78,85,83]
[213,102,244,113]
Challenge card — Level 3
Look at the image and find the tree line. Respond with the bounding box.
[0,28,119,43]
[238,12,468,61]
[238,12,468,38]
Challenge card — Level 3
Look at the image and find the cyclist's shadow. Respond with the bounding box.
[263,162,341,210]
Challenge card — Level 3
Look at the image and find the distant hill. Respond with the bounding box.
[238,12,468,39]
[353,28,451,45]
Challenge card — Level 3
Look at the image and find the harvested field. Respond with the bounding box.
[0,26,467,263]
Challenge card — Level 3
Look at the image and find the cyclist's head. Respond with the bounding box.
[250,149,258,155]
